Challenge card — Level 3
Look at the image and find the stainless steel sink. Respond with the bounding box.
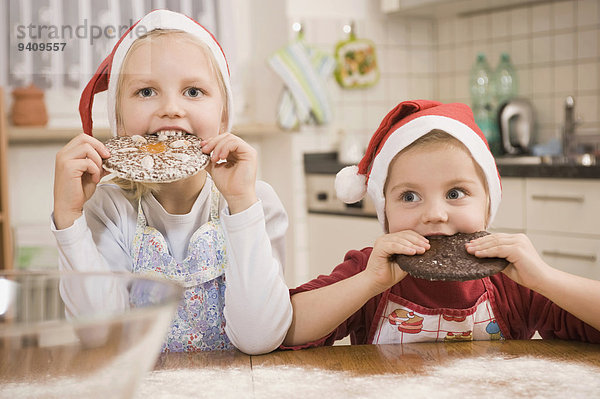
[495,154,597,166]
[495,156,543,165]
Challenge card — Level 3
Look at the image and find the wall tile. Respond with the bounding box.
[432,1,600,142]
[491,40,511,66]
[409,75,434,99]
[363,78,388,103]
[491,10,510,39]
[386,47,409,74]
[553,32,575,62]
[408,19,434,46]
[471,14,491,40]
[454,17,471,44]
[532,66,554,95]
[578,94,599,124]
[577,29,599,59]
[389,76,410,100]
[554,64,575,95]
[577,62,599,92]
[366,103,393,128]
[437,18,455,46]
[576,0,599,28]
[438,47,455,74]
[387,17,409,46]
[454,73,470,100]
[409,48,434,74]
[510,7,530,37]
[534,96,556,128]
[364,16,388,46]
[518,67,532,98]
[553,1,575,31]
[438,75,455,101]
[532,3,552,33]
[453,45,471,73]
[336,102,367,130]
[532,35,553,64]
[511,37,531,66]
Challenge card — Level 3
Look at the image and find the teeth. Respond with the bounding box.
[155,130,186,137]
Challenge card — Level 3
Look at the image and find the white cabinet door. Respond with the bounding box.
[529,233,600,280]
[490,177,525,232]
[307,214,381,281]
[526,179,600,236]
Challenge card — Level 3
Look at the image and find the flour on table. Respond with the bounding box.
[133,356,600,399]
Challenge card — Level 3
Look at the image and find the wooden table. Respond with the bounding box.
[143,340,600,398]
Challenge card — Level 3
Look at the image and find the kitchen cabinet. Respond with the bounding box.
[381,0,542,17]
[307,214,381,280]
[0,88,12,269]
[491,177,600,279]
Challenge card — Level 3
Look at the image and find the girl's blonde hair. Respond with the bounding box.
[111,29,229,200]
[383,129,491,229]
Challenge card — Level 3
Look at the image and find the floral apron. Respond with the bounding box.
[369,287,504,344]
[130,184,233,352]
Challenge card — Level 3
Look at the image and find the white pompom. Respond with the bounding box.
[334,165,367,204]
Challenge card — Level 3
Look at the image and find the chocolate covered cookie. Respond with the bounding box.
[391,232,508,281]
[103,132,209,183]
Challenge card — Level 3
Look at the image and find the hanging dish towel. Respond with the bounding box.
[268,40,335,130]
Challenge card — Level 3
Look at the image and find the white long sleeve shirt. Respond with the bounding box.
[52,177,292,354]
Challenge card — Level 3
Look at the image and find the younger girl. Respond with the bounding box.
[52,10,292,354]
[283,100,600,347]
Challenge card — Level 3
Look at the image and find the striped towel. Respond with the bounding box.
[268,40,336,130]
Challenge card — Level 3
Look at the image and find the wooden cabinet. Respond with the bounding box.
[491,177,600,279]
[0,88,13,269]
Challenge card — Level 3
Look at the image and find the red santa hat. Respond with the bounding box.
[79,9,233,137]
[335,100,502,228]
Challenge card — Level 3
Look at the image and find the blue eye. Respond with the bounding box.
[447,188,466,200]
[185,87,203,98]
[137,88,155,97]
[401,191,421,202]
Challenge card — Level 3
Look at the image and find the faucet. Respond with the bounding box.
[562,96,576,157]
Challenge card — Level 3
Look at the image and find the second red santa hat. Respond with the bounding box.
[334,100,502,228]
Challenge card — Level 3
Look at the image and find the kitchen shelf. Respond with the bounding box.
[0,87,13,269]
[7,122,284,144]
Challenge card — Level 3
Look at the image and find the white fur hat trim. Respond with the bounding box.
[335,165,367,204]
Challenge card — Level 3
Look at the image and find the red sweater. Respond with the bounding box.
[287,247,600,348]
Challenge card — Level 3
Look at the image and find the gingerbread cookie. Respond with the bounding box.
[103,132,209,183]
[391,232,508,281]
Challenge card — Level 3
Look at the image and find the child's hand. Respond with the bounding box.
[54,133,110,229]
[364,231,430,293]
[200,133,258,214]
[465,233,550,290]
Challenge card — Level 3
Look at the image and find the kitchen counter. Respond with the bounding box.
[304,152,600,179]
[145,340,600,398]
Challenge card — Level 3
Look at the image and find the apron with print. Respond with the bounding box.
[130,185,233,352]
[369,287,504,344]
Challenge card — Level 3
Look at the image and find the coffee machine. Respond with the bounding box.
[498,98,535,155]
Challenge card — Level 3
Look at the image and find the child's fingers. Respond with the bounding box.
[389,230,430,248]
[465,233,518,258]
[201,133,255,163]
[375,233,429,257]
[68,158,103,182]
[63,133,110,159]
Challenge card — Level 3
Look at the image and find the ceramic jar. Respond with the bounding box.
[11,84,48,126]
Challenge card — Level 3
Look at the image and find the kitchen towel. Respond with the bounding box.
[268,40,335,129]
